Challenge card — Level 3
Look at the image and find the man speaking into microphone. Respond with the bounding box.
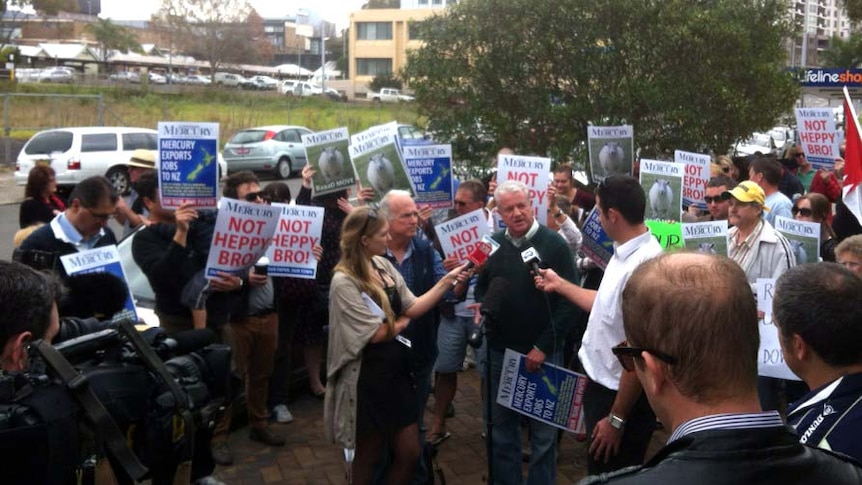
[475,180,579,485]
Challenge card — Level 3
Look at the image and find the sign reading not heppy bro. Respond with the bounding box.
[435,208,490,264]
[266,203,324,279]
[204,199,280,277]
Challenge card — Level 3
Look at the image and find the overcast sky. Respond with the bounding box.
[98,0,366,30]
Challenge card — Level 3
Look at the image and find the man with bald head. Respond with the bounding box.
[578,253,862,484]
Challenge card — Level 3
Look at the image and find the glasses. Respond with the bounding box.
[794,153,805,158]
[86,207,113,221]
[792,206,813,217]
[721,166,731,174]
[244,191,269,202]
[704,195,728,204]
[612,341,677,372]
[360,208,378,235]
[454,200,469,207]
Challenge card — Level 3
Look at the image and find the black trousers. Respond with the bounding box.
[583,379,656,475]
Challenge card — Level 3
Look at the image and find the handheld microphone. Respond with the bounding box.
[520,247,542,275]
[452,240,494,286]
[468,277,510,348]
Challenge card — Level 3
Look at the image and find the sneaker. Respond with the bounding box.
[250,426,286,447]
[211,441,234,466]
[273,404,294,423]
[194,476,226,485]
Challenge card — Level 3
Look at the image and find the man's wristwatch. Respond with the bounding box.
[608,413,626,430]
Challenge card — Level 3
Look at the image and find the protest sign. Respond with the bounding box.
[497,154,551,225]
[756,278,802,381]
[266,203,324,279]
[795,108,841,170]
[580,207,614,270]
[496,349,588,433]
[303,127,354,197]
[774,216,820,264]
[646,220,683,251]
[158,122,219,210]
[435,208,491,262]
[682,220,729,256]
[587,125,634,183]
[640,159,684,222]
[350,121,399,148]
[402,144,454,209]
[675,150,711,210]
[349,133,414,201]
[60,245,137,322]
[204,199,280,278]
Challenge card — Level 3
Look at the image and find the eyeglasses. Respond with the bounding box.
[704,195,728,204]
[612,341,677,372]
[794,153,805,158]
[244,191,269,202]
[360,208,378,235]
[792,206,813,217]
[86,207,113,221]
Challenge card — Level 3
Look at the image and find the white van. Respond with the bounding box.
[214,72,245,87]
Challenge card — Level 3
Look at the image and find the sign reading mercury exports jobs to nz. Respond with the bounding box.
[158,122,220,210]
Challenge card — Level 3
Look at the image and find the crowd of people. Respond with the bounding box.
[5,141,862,485]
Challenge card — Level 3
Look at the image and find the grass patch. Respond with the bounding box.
[0,82,422,144]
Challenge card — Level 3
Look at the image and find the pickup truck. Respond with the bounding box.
[368,88,415,103]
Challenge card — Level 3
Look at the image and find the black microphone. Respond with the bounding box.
[156,328,217,357]
[520,247,542,275]
[468,277,510,348]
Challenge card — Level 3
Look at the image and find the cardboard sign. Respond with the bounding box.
[646,220,683,251]
[640,159,685,222]
[204,199,280,277]
[266,203,324,279]
[795,108,841,170]
[60,245,137,322]
[587,125,634,183]
[580,207,614,270]
[675,150,711,210]
[435,208,491,263]
[402,144,454,209]
[349,133,414,201]
[756,278,802,381]
[158,122,220,210]
[497,154,552,225]
[496,349,588,433]
[774,216,821,264]
[682,220,729,256]
[303,127,355,197]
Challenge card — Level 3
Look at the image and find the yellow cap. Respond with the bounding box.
[723,180,768,210]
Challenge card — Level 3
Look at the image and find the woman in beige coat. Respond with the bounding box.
[324,206,466,485]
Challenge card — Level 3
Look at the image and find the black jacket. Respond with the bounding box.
[578,426,862,484]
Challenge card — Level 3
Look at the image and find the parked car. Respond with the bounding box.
[397,123,433,145]
[108,71,140,83]
[368,87,414,103]
[769,126,794,152]
[323,87,347,102]
[39,67,76,83]
[222,125,313,179]
[734,132,779,157]
[241,75,279,90]
[14,127,227,196]
[147,72,167,84]
[282,81,323,97]
[214,72,245,87]
[185,74,212,85]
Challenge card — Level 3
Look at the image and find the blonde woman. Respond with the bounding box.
[324,207,466,485]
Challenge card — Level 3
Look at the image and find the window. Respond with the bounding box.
[279,130,301,143]
[356,58,393,76]
[357,22,392,40]
[122,132,157,151]
[25,131,73,155]
[81,133,118,152]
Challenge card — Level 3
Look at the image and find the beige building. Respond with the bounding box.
[348,8,438,93]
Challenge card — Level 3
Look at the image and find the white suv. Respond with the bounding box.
[15,127,228,195]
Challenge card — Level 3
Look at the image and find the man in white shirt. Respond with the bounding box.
[536,175,662,474]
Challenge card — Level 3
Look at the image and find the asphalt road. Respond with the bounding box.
[0,176,304,262]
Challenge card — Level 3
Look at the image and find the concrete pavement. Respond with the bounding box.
[0,169,23,206]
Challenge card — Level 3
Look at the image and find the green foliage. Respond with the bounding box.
[845,0,862,23]
[403,0,800,174]
[362,0,400,9]
[369,73,403,92]
[86,19,142,63]
[820,33,862,68]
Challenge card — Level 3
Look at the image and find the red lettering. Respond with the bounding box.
[506,172,538,185]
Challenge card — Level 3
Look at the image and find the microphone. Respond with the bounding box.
[60,272,130,320]
[156,328,217,357]
[467,277,510,348]
[520,247,542,275]
[452,240,494,286]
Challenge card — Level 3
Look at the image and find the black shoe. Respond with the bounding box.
[250,426,286,447]
[211,441,234,466]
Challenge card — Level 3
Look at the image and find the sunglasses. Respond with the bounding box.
[244,191,270,202]
[704,195,728,204]
[612,341,677,372]
[794,153,805,158]
[792,206,813,217]
[361,208,378,235]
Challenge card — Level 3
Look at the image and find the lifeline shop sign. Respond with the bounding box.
[799,68,862,88]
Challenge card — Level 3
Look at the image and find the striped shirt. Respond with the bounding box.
[728,219,765,266]
[668,411,784,444]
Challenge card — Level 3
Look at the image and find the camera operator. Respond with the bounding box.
[0,260,70,483]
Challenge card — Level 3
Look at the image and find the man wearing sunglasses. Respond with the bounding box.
[535,175,661,475]
[702,175,734,224]
[577,253,862,484]
[16,175,119,283]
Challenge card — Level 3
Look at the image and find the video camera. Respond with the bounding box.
[1,318,232,485]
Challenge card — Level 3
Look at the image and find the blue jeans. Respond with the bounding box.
[487,348,559,485]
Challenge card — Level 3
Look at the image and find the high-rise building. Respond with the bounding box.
[789,0,857,67]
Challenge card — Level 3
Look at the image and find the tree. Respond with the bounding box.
[85,18,142,63]
[844,0,862,23]
[403,0,799,172]
[820,33,862,68]
[362,0,400,8]
[155,0,254,77]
